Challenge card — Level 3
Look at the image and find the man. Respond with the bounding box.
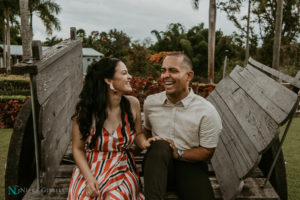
[143,53,222,200]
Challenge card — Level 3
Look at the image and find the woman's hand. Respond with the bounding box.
[85,176,99,198]
[141,136,163,149]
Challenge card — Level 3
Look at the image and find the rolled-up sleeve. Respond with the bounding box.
[143,97,152,131]
[199,108,222,148]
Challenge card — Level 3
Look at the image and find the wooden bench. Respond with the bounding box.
[5,29,300,200]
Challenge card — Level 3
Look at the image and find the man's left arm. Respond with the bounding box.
[166,104,222,162]
[165,139,215,162]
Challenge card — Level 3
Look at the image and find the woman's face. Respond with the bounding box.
[112,61,132,93]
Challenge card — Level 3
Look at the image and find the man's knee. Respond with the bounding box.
[147,140,172,160]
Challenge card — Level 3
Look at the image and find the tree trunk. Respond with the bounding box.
[3,20,7,70]
[6,16,11,71]
[208,0,216,83]
[30,13,33,42]
[272,0,283,70]
[19,0,32,61]
[245,0,251,65]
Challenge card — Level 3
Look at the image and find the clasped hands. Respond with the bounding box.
[142,137,180,159]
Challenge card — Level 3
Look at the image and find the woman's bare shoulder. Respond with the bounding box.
[124,95,140,108]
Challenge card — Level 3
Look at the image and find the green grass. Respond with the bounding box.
[0,118,299,199]
[0,129,12,200]
[280,117,300,200]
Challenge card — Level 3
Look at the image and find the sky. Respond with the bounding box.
[32,0,240,44]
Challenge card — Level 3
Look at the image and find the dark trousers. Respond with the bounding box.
[143,140,215,200]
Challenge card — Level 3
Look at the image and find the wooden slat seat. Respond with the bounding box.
[23,142,280,200]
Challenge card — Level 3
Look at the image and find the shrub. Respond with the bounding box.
[0,75,30,96]
[130,77,215,110]
[0,97,28,128]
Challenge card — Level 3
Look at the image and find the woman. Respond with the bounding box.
[67,58,157,200]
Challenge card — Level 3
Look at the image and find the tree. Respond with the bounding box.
[192,0,217,83]
[1,0,19,70]
[208,0,216,83]
[43,36,62,46]
[28,0,61,40]
[127,42,158,78]
[149,23,241,81]
[20,0,32,60]
[219,0,300,67]
[245,0,251,64]
[272,0,283,70]
[218,0,258,62]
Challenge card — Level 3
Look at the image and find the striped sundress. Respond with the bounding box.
[67,114,145,200]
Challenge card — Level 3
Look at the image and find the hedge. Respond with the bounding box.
[0,75,30,96]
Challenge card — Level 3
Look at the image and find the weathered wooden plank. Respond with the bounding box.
[11,62,38,75]
[230,65,297,125]
[36,39,82,73]
[56,164,74,178]
[248,57,300,89]
[215,77,279,153]
[208,92,259,178]
[32,40,43,60]
[295,71,300,80]
[40,108,73,187]
[62,142,73,162]
[38,76,73,138]
[36,43,82,104]
[211,136,243,200]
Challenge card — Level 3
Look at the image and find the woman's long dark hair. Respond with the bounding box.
[72,58,135,149]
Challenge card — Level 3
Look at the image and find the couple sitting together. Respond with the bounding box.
[67,53,222,200]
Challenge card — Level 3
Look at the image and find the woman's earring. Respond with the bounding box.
[110,83,117,93]
[110,83,115,91]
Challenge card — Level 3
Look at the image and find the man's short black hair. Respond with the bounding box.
[166,52,193,70]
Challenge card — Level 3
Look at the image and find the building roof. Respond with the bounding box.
[0,44,103,57]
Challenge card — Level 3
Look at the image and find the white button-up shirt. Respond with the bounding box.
[143,90,222,150]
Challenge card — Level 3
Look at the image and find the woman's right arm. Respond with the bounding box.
[72,119,99,197]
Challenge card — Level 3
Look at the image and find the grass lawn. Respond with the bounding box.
[0,118,299,200]
[0,129,12,200]
[281,117,300,200]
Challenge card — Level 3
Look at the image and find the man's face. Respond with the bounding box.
[161,56,193,99]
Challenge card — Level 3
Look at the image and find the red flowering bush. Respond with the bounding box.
[0,98,28,128]
[130,77,215,110]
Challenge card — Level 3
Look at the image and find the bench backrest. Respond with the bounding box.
[11,36,83,188]
[207,58,300,200]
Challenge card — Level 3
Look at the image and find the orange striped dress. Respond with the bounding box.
[67,114,145,200]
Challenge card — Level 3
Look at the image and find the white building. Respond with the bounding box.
[0,44,103,74]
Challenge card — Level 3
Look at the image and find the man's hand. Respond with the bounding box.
[163,138,180,159]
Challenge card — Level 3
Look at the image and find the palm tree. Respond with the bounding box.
[43,36,62,46]
[29,0,61,39]
[1,0,19,71]
[192,0,216,83]
[20,0,32,60]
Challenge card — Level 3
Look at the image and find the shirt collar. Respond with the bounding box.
[161,88,195,107]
